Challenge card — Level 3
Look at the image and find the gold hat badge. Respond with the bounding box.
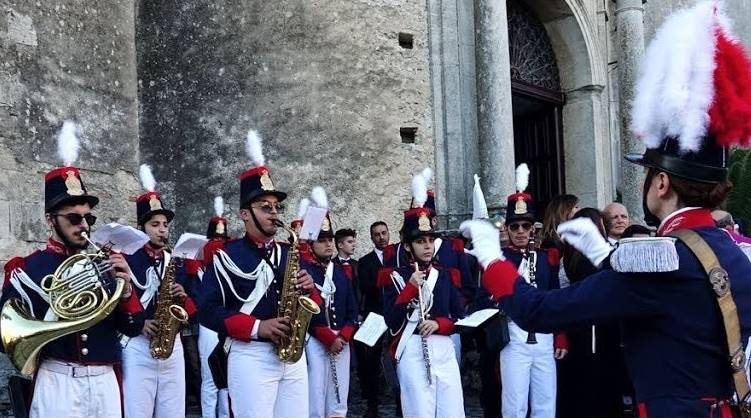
[418,213,431,232]
[149,194,163,211]
[514,196,527,215]
[64,170,84,196]
[215,220,225,235]
[260,170,275,191]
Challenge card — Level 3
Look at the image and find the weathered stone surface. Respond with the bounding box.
[137,0,433,249]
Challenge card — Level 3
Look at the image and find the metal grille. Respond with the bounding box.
[507,0,561,92]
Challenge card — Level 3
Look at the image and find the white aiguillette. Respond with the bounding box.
[354,313,388,347]
[454,308,500,328]
[90,223,149,255]
[172,233,209,260]
[299,206,327,241]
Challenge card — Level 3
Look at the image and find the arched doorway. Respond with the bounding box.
[508,0,565,220]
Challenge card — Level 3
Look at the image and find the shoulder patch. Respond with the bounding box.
[3,256,27,288]
[451,238,465,253]
[202,239,226,266]
[377,267,395,288]
[611,237,679,273]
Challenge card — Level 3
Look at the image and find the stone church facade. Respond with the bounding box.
[0,0,750,404]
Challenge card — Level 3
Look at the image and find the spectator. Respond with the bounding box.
[712,210,751,244]
[603,202,631,243]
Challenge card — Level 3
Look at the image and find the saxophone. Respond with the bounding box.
[149,241,190,359]
[275,221,321,363]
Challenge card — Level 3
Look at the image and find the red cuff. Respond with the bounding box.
[339,324,355,342]
[118,291,143,315]
[313,325,338,348]
[308,287,323,307]
[224,313,256,342]
[554,333,569,350]
[395,282,419,305]
[482,260,520,300]
[183,296,198,316]
[435,317,455,335]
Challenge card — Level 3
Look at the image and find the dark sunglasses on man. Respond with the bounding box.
[51,212,97,226]
[250,202,286,214]
[508,222,533,232]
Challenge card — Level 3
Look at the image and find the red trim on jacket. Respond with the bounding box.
[448,268,461,288]
[184,259,202,275]
[308,286,323,307]
[657,208,715,236]
[377,267,395,288]
[546,247,561,267]
[3,256,27,288]
[340,324,355,342]
[118,291,143,315]
[451,238,465,253]
[383,244,396,262]
[183,296,198,316]
[554,333,569,350]
[202,239,226,266]
[482,260,520,300]
[224,313,256,342]
[312,325,339,348]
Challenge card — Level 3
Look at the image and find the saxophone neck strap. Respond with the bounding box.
[668,229,751,407]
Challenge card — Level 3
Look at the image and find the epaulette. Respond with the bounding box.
[202,239,226,266]
[184,259,202,275]
[610,237,679,273]
[451,238,465,253]
[377,267,395,288]
[3,256,26,288]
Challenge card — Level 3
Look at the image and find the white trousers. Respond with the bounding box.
[500,321,556,418]
[198,325,230,418]
[397,334,465,418]
[227,340,309,418]
[123,334,186,418]
[305,334,351,418]
[30,360,122,418]
[451,333,462,366]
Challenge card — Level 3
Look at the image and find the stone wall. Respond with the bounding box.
[0,0,141,407]
[137,0,434,252]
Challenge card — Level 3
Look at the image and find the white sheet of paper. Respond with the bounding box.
[454,308,499,328]
[299,206,327,241]
[354,313,388,347]
[90,223,149,255]
[173,233,209,260]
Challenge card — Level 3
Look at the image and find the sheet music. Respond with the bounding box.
[173,233,209,260]
[454,308,499,328]
[90,223,149,255]
[354,313,388,347]
[300,206,327,241]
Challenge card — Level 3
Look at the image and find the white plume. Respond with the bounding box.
[245,129,266,166]
[297,197,311,219]
[472,174,489,220]
[411,172,428,207]
[57,120,80,166]
[515,163,530,192]
[139,164,156,192]
[630,1,718,152]
[421,167,433,186]
[214,196,224,217]
[311,186,329,209]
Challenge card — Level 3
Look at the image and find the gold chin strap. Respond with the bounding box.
[669,229,751,417]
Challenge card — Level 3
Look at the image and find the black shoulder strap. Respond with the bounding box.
[669,229,751,410]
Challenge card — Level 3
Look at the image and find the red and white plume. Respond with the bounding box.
[245,129,266,166]
[214,196,224,217]
[139,164,156,192]
[631,0,751,151]
[57,121,80,166]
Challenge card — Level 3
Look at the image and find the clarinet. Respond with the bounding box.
[416,265,433,385]
[329,352,341,404]
[526,236,538,344]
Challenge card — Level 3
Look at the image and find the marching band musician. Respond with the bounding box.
[0,122,143,418]
[197,130,321,418]
[196,197,231,418]
[494,164,567,418]
[380,173,466,418]
[461,2,751,416]
[303,187,358,418]
[122,164,197,418]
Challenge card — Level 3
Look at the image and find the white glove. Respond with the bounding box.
[459,220,504,269]
[556,218,612,267]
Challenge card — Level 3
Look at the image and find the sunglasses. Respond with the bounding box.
[52,212,97,226]
[508,222,533,232]
[250,202,285,214]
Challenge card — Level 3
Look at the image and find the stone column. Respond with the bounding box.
[615,0,646,222]
[474,0,515,208]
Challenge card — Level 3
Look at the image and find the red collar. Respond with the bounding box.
[144,242,165,260]
[244,233,275,251]
[45,238,77,257]
[657,208,715,236]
